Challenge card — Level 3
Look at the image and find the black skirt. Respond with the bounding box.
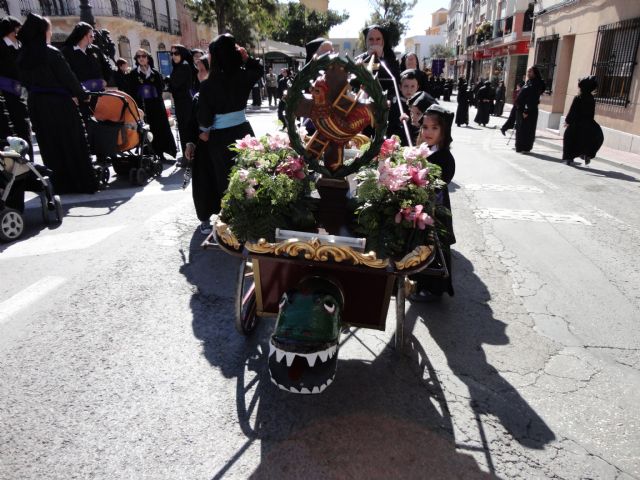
[563,120,604,160]
[28,92,98,194]
[141,97,177,158]
[515,109,538,152]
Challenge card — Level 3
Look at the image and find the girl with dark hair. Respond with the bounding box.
[127,48,177,159]
[17,13,98,194]
[168,44,196,158]
[514,65,546,153]
[354,25,400,100]
[114,57,129,91]
[562,76,604,166]
[409,104,456,302]
[400,52,428,91]
[62,22,113,93]
[197,33,263,206]
[455,77,469,127]
[0,16,33,159]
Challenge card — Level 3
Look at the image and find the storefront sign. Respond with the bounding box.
[471,40,530,60]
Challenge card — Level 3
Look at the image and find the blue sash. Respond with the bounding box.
[81,78,106,92]
[0,76,22,96]
[212,110,247,130]
[138,84,159,100]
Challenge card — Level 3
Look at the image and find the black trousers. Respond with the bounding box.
[191,140,220,221]
[501,107,517,131]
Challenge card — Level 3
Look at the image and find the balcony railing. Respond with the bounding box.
[141,5,155,28]
[171,19,181,36]
[466,34,476,48]
[158,13,169,33]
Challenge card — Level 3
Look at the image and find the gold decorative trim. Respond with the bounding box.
[394,245,434,271]
[246,238,389,269]
[215,221,241,250]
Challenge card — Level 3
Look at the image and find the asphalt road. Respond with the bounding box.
[1,102,639,479]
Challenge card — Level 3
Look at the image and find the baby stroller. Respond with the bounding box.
[0,136,62,242]
[87,90,162,187]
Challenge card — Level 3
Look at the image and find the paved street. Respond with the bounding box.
[1,101,639,479]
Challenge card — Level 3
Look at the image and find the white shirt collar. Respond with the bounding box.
[137,65,152,78]
[73,45,87,54]
[3,37,19,49]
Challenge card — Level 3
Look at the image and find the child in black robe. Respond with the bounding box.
[562,75,603,166]
[409,104,456,302]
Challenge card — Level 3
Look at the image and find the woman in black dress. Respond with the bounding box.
[514,66,545,153]
[168,44,196,157]
[354,25,400,100]
[493,80,506,116]
[455,77,469,127]
[400,52,428,92]
[62,22,112,95]
[562,75,604,166]
[0,16,33,158]
[197,34,263,205]
[127,48,177,159]
[474,80,493,126]
[17,13,98,194]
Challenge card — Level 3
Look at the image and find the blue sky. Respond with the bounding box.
[327,0,450,39]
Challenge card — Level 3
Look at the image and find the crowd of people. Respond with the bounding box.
[0,14,604,301]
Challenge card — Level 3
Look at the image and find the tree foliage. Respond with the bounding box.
[429,44,455,59]
[266,3,349,47]
[362,0,418,49]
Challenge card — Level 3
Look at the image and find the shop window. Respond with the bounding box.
[534,35,558,94]
[118,35,132,65]
[591,16,640,107]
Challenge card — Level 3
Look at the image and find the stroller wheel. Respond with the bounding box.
[136,168,149,186]
[0,208,25,242]
[101,167,111,186]
[153,159,163,176]
[53,195,63,224]
[129,168,137,185]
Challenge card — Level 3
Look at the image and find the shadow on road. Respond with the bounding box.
[404,250,556,452]
[179,232,493,479]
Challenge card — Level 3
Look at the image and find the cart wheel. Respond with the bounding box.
[136,167,149,186]
[235,260,259,335]
[129,168,137,185]
[0,208,25,242]
[52,195,63,224]
[153,159,163,176]
[101,166,111,186]
[395,275,406,353]
[40,194,48,224]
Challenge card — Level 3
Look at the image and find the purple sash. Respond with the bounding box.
[81,78,106,92]
[138,84,159,100]
[0,76,22,96]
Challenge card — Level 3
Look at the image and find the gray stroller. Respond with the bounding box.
[0,137,62,242]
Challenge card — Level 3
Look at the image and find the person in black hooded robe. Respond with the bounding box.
[455,77,469,126]
[17,13,98,194]
[62,22,113,96]
[197,33,263,205]
[168,44,196,157]
[406,90,438,143]
[562,75,604,166]
[0,16,33,159]
[126,48,177,159]
[400,52,428,92]
[354,25,400,100]
[474,80,493,126]
[514,66,545,153]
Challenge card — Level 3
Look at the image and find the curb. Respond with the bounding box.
[534,138,640,175]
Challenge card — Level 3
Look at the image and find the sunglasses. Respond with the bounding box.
[136,54,148,59]
[171,51,180,56]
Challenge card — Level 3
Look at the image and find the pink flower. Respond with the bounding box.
[395,205,434,230]
[236,134,264,151]
[403,146,419,162]
[378,159,409,192]
[237,169,250,181]
[408,165,429,187]
[379,136,400,159]
[267,132,290,151]
[245,186,256,198]
[276,156,306,180]
[395,206,412,224]
[418,143,432,158]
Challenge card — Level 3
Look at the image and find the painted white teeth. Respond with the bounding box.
[275,349,285,363]
[269,343,275,357]
[285,352,295,367]
[318,382,327,393]
[318,350,329,363]
[271,378,278,386]
[306,352,318,367]
[326,377,333,386]
[289,386,299,394]
[300,387,311,394]
[312,386,320,394]
[277,383,289,392]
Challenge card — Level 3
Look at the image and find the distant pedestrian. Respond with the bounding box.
[168,44,196,157]
[514,66,545,153]
[277,68,291,129]
[474,80,493,126]
[494,80,506,116]
[455,77,469,127]
[265,67,277,107]
[562,75,604,166]
[500,80,524,136]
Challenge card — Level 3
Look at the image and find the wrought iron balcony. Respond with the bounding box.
[158,13,169,32]
[171,18,181,36]
[141,5,155,28]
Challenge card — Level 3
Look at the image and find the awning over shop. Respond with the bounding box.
[472,40,530,60]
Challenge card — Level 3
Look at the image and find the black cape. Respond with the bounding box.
[562,93,603,160]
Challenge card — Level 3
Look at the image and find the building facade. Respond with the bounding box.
[530,0,640,153]
[448,0,533,91]
[3,0,214,75]
[404,8,448,73]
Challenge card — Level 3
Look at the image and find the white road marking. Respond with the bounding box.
[0,276,67,324]
[464,184,544,193]
[474,208,592,225]
[506,162,560,190]
[0,225,125,259]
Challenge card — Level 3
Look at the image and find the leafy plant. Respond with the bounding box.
[351,136,446,259]
[220,133,317,242]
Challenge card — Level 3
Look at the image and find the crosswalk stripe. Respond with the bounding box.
[0,225,125,259]
[0,276,67,324]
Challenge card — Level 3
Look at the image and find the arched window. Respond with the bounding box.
[118,36,132,65]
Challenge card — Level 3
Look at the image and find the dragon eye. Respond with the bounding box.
[279,293,288,310]
[324,301,336,314]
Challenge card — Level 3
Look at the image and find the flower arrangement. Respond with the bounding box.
[220,133,317,242]
[351,136,446,259]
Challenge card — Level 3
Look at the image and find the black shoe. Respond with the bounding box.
[500,129,506,136]
[585,157,591,165]
[565,159,573,165]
